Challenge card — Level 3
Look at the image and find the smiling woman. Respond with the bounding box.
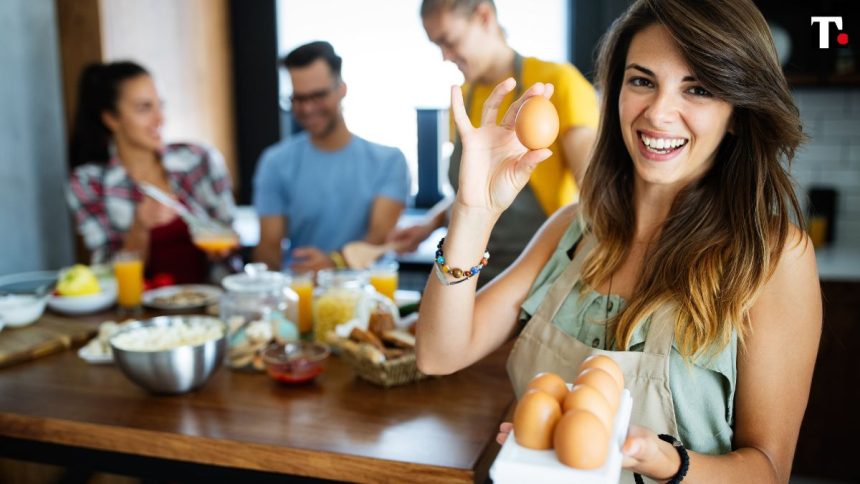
[65,61,237,283]
[415,0,821,482]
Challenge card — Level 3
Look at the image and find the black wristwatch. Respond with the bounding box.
[633,434,689,484]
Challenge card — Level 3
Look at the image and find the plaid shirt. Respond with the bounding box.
[67,143,235,263]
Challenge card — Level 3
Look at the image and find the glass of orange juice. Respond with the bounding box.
[286,270,315,335]
[369,260,398,301]
[113,250,144,316]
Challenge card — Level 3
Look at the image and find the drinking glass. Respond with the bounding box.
[113,250,144,317]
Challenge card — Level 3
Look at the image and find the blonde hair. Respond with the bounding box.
[580,0,805,358]
[420,0,495,18]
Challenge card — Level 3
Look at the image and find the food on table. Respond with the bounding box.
[79,319,138,361]
[350,327,384,351]
[368,309,395,336]
[325,309,415,365]
[111,319,223,352]
[261,341,330,384]
[554,409,610,469]
[526,372,569,405]
[314,290,360,341]
[579,354,625,392]
[380,329,415,349]
[226,316,278,370]
[512,389,562,450]
[152,289,210,307]
[574,368,620,412]
[57,264,101,296]
[515,96,559,150]
[562,384,614,432]
[507,356,625,471]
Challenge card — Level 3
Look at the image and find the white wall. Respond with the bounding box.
[0,0,73,274]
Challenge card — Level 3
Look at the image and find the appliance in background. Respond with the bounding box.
[807,186,838,248]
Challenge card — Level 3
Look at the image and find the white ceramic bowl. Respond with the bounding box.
[48,279,118,315]
[0,294,48,327]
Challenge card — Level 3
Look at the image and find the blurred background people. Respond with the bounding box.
[387,0,599,283]
[252,41,411,273]
[66,61,236,284]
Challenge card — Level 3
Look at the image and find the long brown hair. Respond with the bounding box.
[579,0,805,357]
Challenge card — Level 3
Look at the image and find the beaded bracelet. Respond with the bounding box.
[633,434,689,484]
[433,237,490,285]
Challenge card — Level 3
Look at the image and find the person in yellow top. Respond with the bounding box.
[388,0,598,283]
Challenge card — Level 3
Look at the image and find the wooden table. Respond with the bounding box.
[0,314,515,483]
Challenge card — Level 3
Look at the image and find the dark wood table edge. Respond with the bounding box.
[0,412,480,483]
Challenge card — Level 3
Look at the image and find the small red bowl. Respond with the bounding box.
[261,341,330,384]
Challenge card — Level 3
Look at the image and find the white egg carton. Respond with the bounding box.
[490,389,632,484]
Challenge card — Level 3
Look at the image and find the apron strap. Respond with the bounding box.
[642,304,677,356]
[530,230,595,324]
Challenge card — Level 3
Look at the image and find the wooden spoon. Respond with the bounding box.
[342,241,395,269]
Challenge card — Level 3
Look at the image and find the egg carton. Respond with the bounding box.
[490,389,632,484]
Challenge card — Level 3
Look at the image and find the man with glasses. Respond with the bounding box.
[253,41,411,272]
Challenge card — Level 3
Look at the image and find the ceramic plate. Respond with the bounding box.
[142,284,222,310]
[77,344,113,364]
[48,279,118,315]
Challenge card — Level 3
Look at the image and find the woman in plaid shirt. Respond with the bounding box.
[66,61,236,283]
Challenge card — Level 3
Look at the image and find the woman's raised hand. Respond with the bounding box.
[452,78,554,215]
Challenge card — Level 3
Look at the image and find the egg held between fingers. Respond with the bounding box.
[515,96,559,150]
[513,389,562,450]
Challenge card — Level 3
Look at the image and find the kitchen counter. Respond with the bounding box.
[815,245,860,281]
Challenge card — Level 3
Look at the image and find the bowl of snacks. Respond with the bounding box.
[261,340,330,384]
[110,315,227,394]
[325,306,424,388]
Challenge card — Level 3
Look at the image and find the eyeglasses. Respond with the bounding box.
[289,86,335,105]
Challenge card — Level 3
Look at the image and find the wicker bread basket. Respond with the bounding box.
[340,348,427,388]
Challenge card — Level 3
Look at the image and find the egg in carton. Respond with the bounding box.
[491,387,632,484]
[492,356,631,484]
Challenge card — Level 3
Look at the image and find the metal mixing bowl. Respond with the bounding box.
[110,315,227,394]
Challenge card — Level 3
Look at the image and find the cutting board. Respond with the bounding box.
[0,313,97,369]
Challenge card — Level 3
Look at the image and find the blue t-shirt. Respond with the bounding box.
[253,133,410,266]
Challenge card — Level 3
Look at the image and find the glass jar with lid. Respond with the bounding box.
[313,268,369,341]
[220,263,299,370]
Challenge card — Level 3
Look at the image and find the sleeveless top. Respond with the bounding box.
[518,217,736,454]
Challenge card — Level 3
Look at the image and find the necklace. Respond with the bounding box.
[604,274,613,350]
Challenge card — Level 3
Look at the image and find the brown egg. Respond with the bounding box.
[562,384,614,432]
[579,355,625,392]
[515,96,559,150]
[574,368,620,412]
[513,389,562,450]
[554,409,610,469]
[527,372,568,404]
